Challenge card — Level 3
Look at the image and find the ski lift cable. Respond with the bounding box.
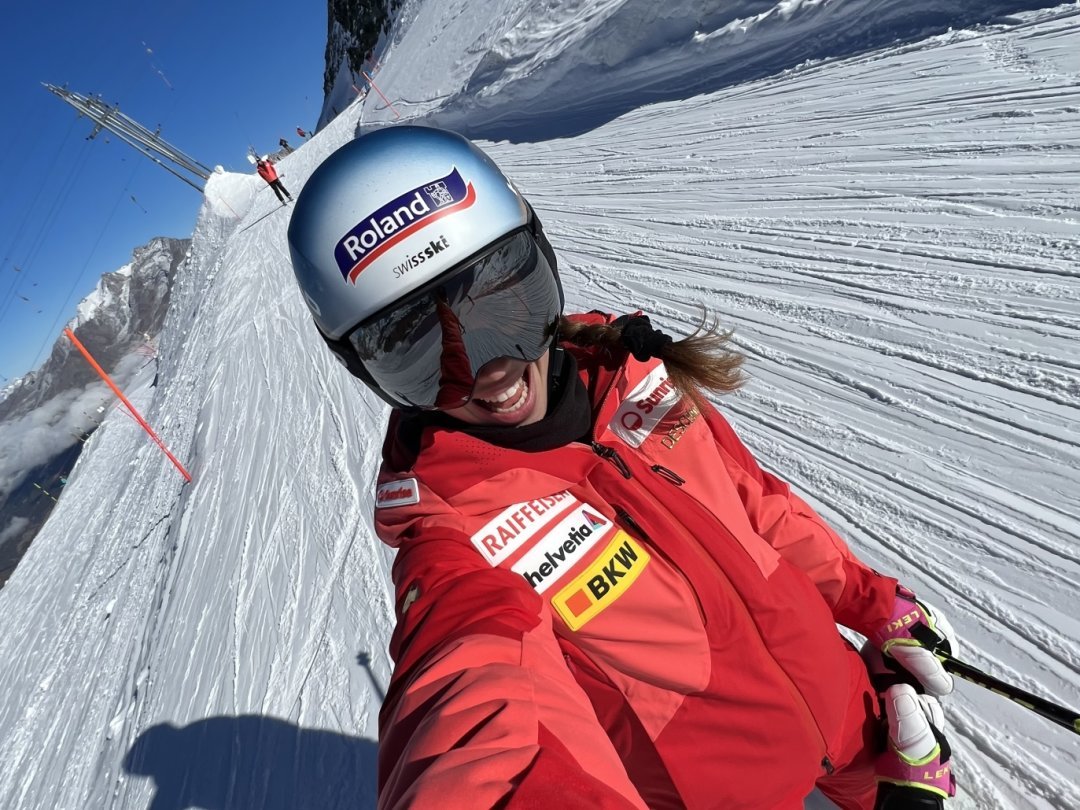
[0,136,94,328]
[0,116,86,292]
[0,115,84,320]
[100,125,205,190]
[21,137,96,275]
[29,159,145,371]
[0,97,62,214]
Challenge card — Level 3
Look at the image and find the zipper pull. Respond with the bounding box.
[614,506,649,541]
[650,464,685,485]
[591,442,632,479]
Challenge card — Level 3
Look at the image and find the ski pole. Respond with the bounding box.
[939,652,1079,735]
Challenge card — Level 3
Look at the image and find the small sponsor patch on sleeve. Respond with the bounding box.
[552,531,650,631]
[609,363,681,448]
[376,478,420,508]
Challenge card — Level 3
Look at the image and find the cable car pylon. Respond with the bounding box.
[43,83,212,191]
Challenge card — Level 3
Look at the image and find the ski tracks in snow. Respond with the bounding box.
[496,9,1080,808]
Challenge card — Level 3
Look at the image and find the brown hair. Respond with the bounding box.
[557,311,746,408]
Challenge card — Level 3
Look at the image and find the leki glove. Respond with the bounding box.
[875,684,957,808]
[868,586,957,697]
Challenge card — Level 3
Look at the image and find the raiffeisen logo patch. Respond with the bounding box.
[470,491,576,565]
[552,532,650,631]
[335,168,476,284]
[511,506,612,594]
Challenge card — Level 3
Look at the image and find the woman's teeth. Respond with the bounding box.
[478,378,528,413]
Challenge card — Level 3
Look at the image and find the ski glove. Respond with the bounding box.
[874,684,956,808]
[868,586,957,697]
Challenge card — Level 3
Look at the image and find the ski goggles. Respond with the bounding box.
[336,227,563,410]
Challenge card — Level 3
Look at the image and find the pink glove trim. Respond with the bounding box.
[877,744,956,799]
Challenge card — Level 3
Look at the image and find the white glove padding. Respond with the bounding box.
[868,587,959,697]
[883,684,945,760]
[876,683,957,800]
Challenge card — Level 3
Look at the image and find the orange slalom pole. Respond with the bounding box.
[362,71,400,119]
[64,328,192,482]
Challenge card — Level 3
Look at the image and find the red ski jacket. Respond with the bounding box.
[256,160,278,182]
[373,312,898,809]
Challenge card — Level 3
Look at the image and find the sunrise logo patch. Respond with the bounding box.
[552,532,650,631]
[609,364,681,448]
[375,478,420,508]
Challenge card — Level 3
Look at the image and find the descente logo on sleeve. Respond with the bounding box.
[609,363,681,448]
[552,532,650,631]
[510,506,612,594]
[375,478,420,508]
[470,491,575,565]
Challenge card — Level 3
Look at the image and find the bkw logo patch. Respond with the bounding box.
[552,532,650,630]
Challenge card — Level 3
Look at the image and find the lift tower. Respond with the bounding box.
[44,84,212,191]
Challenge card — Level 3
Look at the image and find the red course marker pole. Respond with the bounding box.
[64,328,192,483]
[362,71,400,119]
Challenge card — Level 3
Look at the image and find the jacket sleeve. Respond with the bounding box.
[378,535,647,810]
[701,404,897,636]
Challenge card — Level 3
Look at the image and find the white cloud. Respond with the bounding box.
[0,382,113,497]
[0,353,151,499]
[0,516,30,547]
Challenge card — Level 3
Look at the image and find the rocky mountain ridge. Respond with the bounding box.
[0,235,189,586]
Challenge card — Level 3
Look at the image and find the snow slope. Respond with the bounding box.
[1,2,1078,809]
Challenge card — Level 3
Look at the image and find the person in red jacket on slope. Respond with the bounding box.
[286,125,959,810]
[256,155,292,203]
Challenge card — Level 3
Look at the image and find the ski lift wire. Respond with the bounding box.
[29,159,145,371]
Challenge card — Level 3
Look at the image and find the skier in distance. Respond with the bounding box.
[256,155,292,203]
[287,125,959,810]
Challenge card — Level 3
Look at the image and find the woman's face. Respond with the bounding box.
[443,350,551,427]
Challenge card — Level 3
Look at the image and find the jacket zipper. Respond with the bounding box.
[613,505,707,626]
[584,358,833,772]
[591,441,632,478]
[614,464,835,768]
[650,464,684,485]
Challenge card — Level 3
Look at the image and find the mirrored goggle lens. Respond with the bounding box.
[347,229,561,409]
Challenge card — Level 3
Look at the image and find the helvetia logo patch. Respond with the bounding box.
[511,505,613,594]
[552,532,650,630]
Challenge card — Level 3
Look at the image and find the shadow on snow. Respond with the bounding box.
[123,715,378,810]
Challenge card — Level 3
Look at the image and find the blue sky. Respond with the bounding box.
[0,1,330,382]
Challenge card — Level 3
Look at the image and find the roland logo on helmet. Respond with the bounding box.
[335,168,476,284]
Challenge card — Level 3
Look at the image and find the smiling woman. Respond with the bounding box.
[286,125,963,810]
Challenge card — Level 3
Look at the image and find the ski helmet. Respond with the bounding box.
[288,125,563,410]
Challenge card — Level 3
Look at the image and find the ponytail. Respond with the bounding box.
[557,311,745,408]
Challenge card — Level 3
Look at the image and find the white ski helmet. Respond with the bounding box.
[288,125,563,410]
